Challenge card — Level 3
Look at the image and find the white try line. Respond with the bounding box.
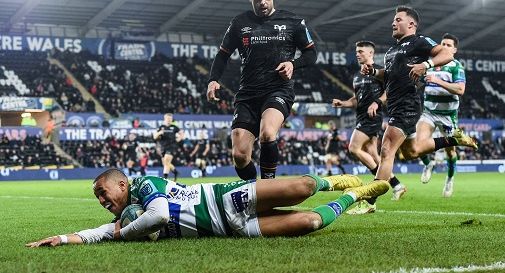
[373,261,505,273]
[288,206,505,218]
[1,196,505,219]
[0,195,95,202]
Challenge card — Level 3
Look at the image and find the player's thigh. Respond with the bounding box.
[163,153,173,163]
[349,129,371,151]
[381,125,407,157]
[259,108,285,141]
[255,176,314,212]
[416,115,436,142]
[365,136,379,156]
[231,128,255,155]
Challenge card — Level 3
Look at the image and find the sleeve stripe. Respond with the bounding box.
[143,193,167,210]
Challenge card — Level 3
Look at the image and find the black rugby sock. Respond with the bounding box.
[235,161,257,180]
[389,176,400,188]
[434,137,459,150]
[337,164,346,174]
[260,141,278,179]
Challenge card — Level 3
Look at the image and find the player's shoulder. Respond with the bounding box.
[372,64,383,69]
[452,59,464,68]
[232,11,255,23]
[275,10,304,23]
[416,34,438,46]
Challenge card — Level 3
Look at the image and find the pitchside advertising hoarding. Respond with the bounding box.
[1,162,505,181]
[1,34,505,72]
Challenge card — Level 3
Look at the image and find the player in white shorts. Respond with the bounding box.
[417,33,466,197]
[27,168,390,247]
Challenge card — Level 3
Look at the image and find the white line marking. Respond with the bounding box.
[2,196,505,218]
[373,261,505,273]
[288,206,505,218]
[0,195,95,201]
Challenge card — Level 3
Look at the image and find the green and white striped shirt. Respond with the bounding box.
[423,60,466,115]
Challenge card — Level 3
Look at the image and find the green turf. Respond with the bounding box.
[1,173,504,273]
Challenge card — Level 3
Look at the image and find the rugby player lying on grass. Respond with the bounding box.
[27,168,388,247]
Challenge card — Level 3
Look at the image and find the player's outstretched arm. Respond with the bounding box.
[26,222,119,247]
[425,74,465,96]
[332,96,357,108]
[26,234,84,248]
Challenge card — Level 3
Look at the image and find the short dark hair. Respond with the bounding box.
[396,5,420,26]
[355,40,376,49]
[442,33,459,48]
[93,168,127,185]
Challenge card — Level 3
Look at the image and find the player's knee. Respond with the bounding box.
[258,130,276,142]
[348,143,361,157]
[232,150,250,167]
[293,177,315,199]
[299,213,322,231]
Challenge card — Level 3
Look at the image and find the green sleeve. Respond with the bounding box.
[130,176,168,207]
[452,60,466,83]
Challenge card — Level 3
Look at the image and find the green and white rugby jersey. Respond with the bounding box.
[424,59,466,115]
[128,176,251,238]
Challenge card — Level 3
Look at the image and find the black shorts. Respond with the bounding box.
[232,92,293,137]
[355,115,383,138]
[162,144,178,157]
[387,111,421,137]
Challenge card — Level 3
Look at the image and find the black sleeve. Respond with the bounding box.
[414,35,438,57]
[291,46,317,70]
[220,18,240,53]
[293,19,314,49]
[208,50,231,83]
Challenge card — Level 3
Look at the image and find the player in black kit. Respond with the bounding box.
[207,0,316,180]
[190,132,210,177]
[333,41,402,207]
[361,6,477,200]
[324,121,346,176]
[153,113,182,181]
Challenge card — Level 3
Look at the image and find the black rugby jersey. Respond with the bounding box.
[196,139,209,154]
[327,129,341,154]
[383,34,437,116]
[220,10,314,101]
[353,64,384,120]
[157,124,180,147]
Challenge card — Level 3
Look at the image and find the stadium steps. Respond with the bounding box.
[51,141,83,168]
[47,57,111,119]
[320,68,354,96]
[194,64,235,96]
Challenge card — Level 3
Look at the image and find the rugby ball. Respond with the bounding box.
[120,204,160,241]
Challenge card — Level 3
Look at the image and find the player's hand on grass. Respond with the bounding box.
[407,63,427,82]
[26,236,62,248]
[207,81,221,102]
[276,62,293,80]
[332,99,344,108]
[368,102,379,117]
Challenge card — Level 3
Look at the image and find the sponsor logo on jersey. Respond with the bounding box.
[401,42,410,47]
[274,24,286,31]
[231,189,249,213]
[140,183,153,196]
[274,97,285,105]
[233,113,238,121]
[242,37,250,47]
[250,35,286,44]
[241,26,252,34]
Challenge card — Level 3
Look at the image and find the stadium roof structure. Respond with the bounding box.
[1,0,505,55]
